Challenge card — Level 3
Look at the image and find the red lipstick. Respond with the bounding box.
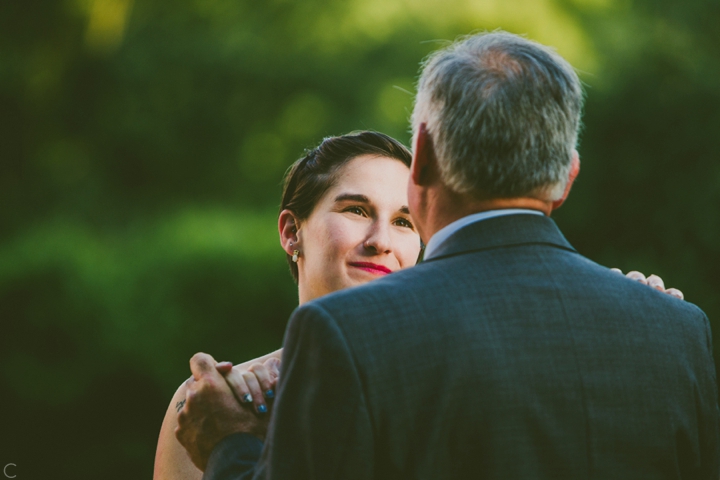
[349,262,392,275]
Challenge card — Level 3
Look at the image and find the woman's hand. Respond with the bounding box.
[611,268,684,300]
[215,357,281,415]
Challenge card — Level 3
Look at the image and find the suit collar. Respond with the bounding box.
[422,214,576,262]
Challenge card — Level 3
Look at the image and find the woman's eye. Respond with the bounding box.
[345,206,366,216]
[394,217,414,229]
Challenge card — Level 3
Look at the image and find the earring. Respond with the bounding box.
[289,241,299,262]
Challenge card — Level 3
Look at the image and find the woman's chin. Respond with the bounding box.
[345,268,386,285]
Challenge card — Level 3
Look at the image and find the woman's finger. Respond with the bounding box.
[248,363,276,400]
[610,268,623,275]
[224,367,254,405]
[646,274,665,291]
[264,357,281,380]
[626,271,648,285]
[242,371,268,414]
[666,288,684,300]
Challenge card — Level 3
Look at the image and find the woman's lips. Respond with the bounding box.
[349,262,392,275]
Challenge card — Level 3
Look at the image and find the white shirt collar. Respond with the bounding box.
[423,209,545,260]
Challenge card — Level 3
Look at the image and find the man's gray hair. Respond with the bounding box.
[412,31,584,200]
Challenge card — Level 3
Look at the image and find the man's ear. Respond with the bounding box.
[278,209,300,255]
[551,150,580,211]
[410,123,438,187]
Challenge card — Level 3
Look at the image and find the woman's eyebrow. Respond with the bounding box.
[334,193,370,203]
[399,206,410,214]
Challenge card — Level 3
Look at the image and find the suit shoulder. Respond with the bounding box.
[303,265,433,326]
[285,300,355,353]
[307,276,406,313]
[569,253,710,326]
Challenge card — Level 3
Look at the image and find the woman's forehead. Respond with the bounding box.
[332,154,410,195]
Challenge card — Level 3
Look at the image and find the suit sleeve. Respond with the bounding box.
[202,433,264,480]
[203,303,374,480]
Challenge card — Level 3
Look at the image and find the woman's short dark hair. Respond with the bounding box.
[280,130,412,282]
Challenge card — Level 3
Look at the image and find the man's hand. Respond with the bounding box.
[175,352,269,471]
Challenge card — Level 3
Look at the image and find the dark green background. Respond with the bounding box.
[1,0,719,477]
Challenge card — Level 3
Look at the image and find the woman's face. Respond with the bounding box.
[296,154,421,303]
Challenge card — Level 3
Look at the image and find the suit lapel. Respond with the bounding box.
[423,214,576,262]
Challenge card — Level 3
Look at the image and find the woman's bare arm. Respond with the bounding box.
[153,380,202,480]
[153,348,283,480]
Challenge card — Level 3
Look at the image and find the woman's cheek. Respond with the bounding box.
[399,234,421,268]
[328,218,361,255]
[314,216,343,251]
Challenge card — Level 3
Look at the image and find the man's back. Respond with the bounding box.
[305,214,718,479]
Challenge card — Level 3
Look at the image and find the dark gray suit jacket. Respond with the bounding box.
[204,214,719,479]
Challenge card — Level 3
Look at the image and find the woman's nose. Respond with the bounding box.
[363,222,392,254]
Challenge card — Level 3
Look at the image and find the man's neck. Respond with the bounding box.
[418,192,552,244]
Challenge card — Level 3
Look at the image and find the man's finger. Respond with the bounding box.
[216,361,233,375]
[176,406,190,428]
[190,352,218,381]
[610,268,623,275]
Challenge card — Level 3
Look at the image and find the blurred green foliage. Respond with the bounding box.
[1,0,719,477]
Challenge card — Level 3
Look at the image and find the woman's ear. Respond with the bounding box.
[278,209,300,255]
